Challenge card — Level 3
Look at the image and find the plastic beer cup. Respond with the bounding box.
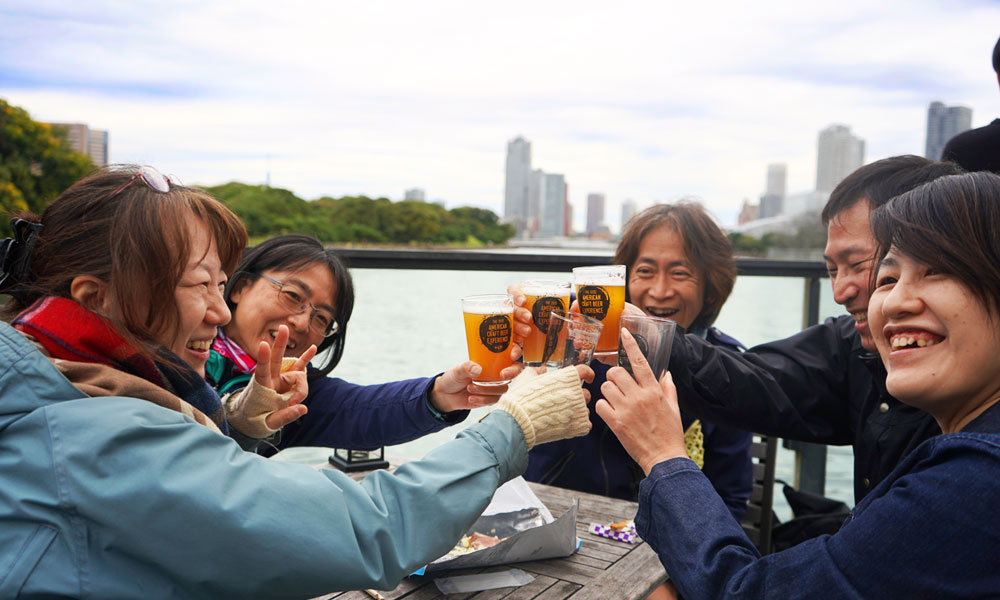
[572,265,626,356]
[461,294,515,386]
[520,280,572,366]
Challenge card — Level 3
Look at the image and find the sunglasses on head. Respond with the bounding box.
[105,166,182,200]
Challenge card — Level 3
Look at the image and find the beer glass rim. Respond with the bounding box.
[572,264,626,275]
[520,279,572,292]
[621,313,679,326]
[461,293,513,309]
[549,308,603,328]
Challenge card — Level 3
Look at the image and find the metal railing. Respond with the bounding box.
[336,248,831,495]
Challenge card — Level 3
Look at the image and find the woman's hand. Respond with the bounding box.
[430,361,526,411]
[255,324,317,429]
[507,283,532,362]
[597,328,687,474]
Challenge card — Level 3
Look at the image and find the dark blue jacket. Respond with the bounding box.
[207,350,467,456]
[524,327,752,520]
[636,401,1000,599]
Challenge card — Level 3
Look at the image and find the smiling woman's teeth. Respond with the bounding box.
[646,307,677,317]
[187,340,212,351]
[890,336,940,349]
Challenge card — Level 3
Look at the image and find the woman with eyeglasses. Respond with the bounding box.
[0,165,593,597]
[208,234,519,454]
[600,172,1000,598]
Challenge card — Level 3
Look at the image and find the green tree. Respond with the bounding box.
[0,99,94,234]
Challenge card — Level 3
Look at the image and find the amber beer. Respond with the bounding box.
[461,294,515,385]
[572,265,626,356]
[520,280,572,366]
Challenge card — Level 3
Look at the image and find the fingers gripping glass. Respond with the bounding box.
[105,165,182,200]
[260,274,339,337]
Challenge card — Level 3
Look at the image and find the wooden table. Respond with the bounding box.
[311,479,668,600]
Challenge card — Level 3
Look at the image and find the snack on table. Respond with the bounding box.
[446,531,506,556]
[589,520,638,543]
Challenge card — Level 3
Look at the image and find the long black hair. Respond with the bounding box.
[225,234,355,378]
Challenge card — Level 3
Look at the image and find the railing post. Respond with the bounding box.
[785,275,827,496]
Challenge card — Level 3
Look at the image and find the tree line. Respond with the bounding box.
[0,98,514,245]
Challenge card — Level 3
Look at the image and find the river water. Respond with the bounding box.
[330,266,853,522]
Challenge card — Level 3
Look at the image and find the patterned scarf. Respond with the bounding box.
[13,296,229,434]
[212,330,256,374]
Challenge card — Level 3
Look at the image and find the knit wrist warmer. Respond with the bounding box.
[495,366,590,450]
[224,376,288,439]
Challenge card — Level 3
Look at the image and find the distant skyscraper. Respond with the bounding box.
[404,188,425,201]
[50,122,109,166]
[537,173,567,238]
[925,101,972,160]
[586,193,605,236]
[816,125,864,193]
[621,199,638,231]
[759,163,787,219]
[503,136,532,238]
[737,199,759,225]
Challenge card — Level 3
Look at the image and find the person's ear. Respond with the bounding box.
[69,275,110,312]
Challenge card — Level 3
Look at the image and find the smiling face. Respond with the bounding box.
[869,249,1000,432]
[225,261,337,360]
[824,198,879,351]
[167,219,232,376]
[628,224,705,330]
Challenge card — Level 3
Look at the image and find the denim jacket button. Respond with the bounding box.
[879,402,889,413]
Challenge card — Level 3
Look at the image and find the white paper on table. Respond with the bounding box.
[481,476,554,522]
[434,568,535,594]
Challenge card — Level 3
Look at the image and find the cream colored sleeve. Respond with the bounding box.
[224,358,299,439]
[494,366,591,450]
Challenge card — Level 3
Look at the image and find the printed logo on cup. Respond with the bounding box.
[618,332,650,374]
[479,314,512,353]
[532,296,564,333]
[578,285,610,320]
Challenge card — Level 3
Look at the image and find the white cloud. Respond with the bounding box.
[3,0,999,230]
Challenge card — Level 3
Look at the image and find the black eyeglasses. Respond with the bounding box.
[260,274,339,337]
[105,166,182,201]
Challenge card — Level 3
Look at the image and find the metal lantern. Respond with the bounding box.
[328,447,390,472]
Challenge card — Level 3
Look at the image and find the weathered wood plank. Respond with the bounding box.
[468,574,559,600]
[565,543,667,600]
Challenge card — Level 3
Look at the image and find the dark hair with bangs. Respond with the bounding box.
[2,165,248,357]
[224,234,355,378]
[821,155,963,226]
[871,171,1000,319]
[614,201,735,330]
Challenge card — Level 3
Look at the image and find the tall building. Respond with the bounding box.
[50,122,109,166]
[816,124,864,193]
[403,188,425,201]
[925,101,972,160]
[586,193,605,236]
[537,173,567,238]
[759,163,787,219]
[620,199,638,231]
[503,136,532,238]
[737,199,759,225]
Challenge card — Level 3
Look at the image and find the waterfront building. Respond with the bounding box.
[536,172,568,239]
[404,188,426,202]
[49,122,108,166]
[815,125,864,193]
[620,199,637,231]
[586,193,605,236]
[737,199,759,226]
[503,136,532,238]
[925,101,972,160]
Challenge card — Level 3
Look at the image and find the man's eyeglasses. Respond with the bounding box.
[260,274,339,337]
[105,166,182,201]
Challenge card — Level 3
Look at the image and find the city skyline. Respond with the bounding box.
[4,1,999,230]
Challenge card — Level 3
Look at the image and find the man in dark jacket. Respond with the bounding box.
[942,34,1000,173]
[668,155,962,503]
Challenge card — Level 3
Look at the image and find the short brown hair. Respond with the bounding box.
[614,201,736,330]
[872,171,1000,320]
[4,165,248,354]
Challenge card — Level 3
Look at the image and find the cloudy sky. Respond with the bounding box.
[3,1,999,230]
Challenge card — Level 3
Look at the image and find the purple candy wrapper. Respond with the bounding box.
[588,521,638,544]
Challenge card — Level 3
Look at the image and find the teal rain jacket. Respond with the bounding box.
[0,322,527,599]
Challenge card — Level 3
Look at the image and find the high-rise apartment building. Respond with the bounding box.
[50,122,109,166]
[503,136,532,238]
[403,188,425,201]
[586,193,605,236]
[536,173,568,238]
[620,199,637,231]
[816,125,864,193]
[759,163,787,219]
[925,101,972,160]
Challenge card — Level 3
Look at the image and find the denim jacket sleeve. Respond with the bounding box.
[635,434,1000,599]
